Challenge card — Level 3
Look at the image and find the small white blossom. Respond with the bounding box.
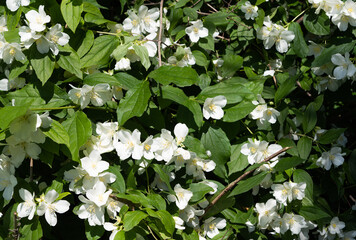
[316,147,345,170]
[167,184,193,210]
[115,57,131,71]
[203,95,227,120]
[328,217,345,236]
[17,188,37,220]
[255,198,278,229]
[241,1,259,20]
[6,0,30,12]
[185,20,209,43]
[81,150,109,177]
[331,52,356,79]
[203,217,227,239]
[25,5,51,32]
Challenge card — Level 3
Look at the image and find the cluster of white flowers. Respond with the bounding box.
[17,188,70,226]
[309,0,356,31]
[271,181,306,206]
[254,198,317,237]
[250,94,280,128]
[0,111,51,200]
[68,83,122,109]
[241,138,283,165]
[0,69,26,92]
[318,217,348,240]
[167,46,196,67]
[257,16,295,53]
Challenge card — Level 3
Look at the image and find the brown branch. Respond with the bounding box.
[29,158,33,182]
[191,0,202,8]
[296,80,312,97]
[197,11,210,16]
[206,3,218,12]
[267,64,278,89]
[158,0,164,67]
[201,147,291,218]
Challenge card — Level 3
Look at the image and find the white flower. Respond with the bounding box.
[255,198,278,229]
[68,84,93,109]
[308,41,324,57]
[86,182,112,207]
[77,195,105,226]
[139,5,160,33]
[114,129,144,160]
[203,217,227,239]
[331,52,356,79]
[316,147,345,170]
[282,213,307,235]
[2,43,26,64]
[115,58,131,71]
[173,216,185,230]
[328,217,345,236]
[271,182,293,206]
[9,111,41,141]
[122,8,142,35]
[241,1,259,20]
[174,123,189,146]
[167,184,193,210]
[291,182,306,201]
[179,205,204,228]
[152,129,177,162]
[106,197,124,219]
[6,0,30,12]
[45,24,70,55]
[81,150,109,177]
[17,188,37,220]
[203,95,227,120]
[271,216,289,234]
[185,20,209,43]
[36,190,70,226]
[25,5,51,32]
[90,84,113,107]
[142,136,155,160]
[0,169,17,200]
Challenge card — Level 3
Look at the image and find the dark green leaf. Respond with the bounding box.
[299,206,331,221]
[62,111,92,162]
[189,182,213,202]
[302,103,317,134]
[228,144,249,176]
[123,211,148,231]
[77,30,95,58]
[274,76,296,103]
[85,221,105,240]
[30,50,55,85]
[293,169,313,205]
[6,7,22,31]
[60,0,83,33]
[289,22,309,58]
[108,165,126,193]
[113,73,141,90]
[117,81,151,126]
[223,101,255,122]
[133,45,151,70]
[318,128,346,144]
[221,55,243,78]
[228,172,268,197]
[19,218,43,240]
[312,42,355,67]
[303,10,330,36]
[274,157,305,172]
[149,66,199,87]
[297,137,312,160]
[43,119,70,146]
[57,46,83,78]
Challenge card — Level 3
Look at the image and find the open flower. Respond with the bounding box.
[203,95,227,120]
[203,217,227,239]
[6,0,30,12]
[36,190,70,226]
[17,188,37,220]
[25,5,51,32]
[81,150,109,177]
[185,20,209,43]
[241,1,259,20]
[167,184,193,210]
[331,52,356,79]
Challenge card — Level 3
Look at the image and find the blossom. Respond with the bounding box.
[152,129,177,162]
[86,182,112,207]
[17,188,37,220]
[167,184,193,210]
[173,216,185,230]
[202,95,227,120]
[331,52,356,79]
[6,0,30,12]
[316,147,345,170]
[241,1,259,20]
[77,195,105,226]
[25,5,51,32]
[114,129,144,160]
[328,217,345,235]
[0,169,17,200]
[36,190,70,226]
[1,43,26,64]
[282,213,307,235]
[185,20,209,43]
[115,57,131,71]
[202,217,227,239]
[81,150,109,177]
[44,24,70,55]
[255,198,278,229]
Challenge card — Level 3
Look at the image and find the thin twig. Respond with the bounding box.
[197,11,210,15]
[201,147,291,218]
[191,0,202,8]
[267,64,278,88]
[296,80,312,97]
[29,158,33,182]
[158,0,164,67]
[206,3,218,12]
[146,224,159,240]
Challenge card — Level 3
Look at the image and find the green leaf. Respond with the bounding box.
[303,10,330,36]
[62,111,92,162]
[0,106,28,130]
[302,103,317,134]
[293,169,313,205]
[152,164,173,193]
[85,221,105,240]
[77,30,95,58]
[192,50,209,67]
[221,55,243,78]
[228,144,249,176]
[84,72,120,86]
[228,172,268,197]
[201,127,230,179]
[274,157,305,172]
[60,0,83,33]
[112,43,131,61]
[155,210,175,236]
[46,180,63,194]
[223,101,255,122]
[161,85,203,127]
[133,45,151,70]
[274,76,296,103]
[3,28,20,43]
[278,138,299,156]
[43,120,70,146]
[123,211,148,231]
[81,35,119,68]
[205,12,231,26]
[289,22,309,58]
[299,206,331,221]
[198,36,215,51]
[297,137,312,160]
[149,66,199,87]
[108,165,126,193]
[19,218,43,240]
[190,182,213,202]
[312,42,355,67]
[9,60,29,79]
[147,194,166,210]
[30,49,55,85]
[117,81,151,126]
[183,136,207,158]
[57,46,83,78]
[318,128,346,144]
[113,73,141,90]
[6,7,22,31]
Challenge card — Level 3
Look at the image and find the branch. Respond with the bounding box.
[158,0,164,67]
[201,147,291,218]
[29,158,33,182]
